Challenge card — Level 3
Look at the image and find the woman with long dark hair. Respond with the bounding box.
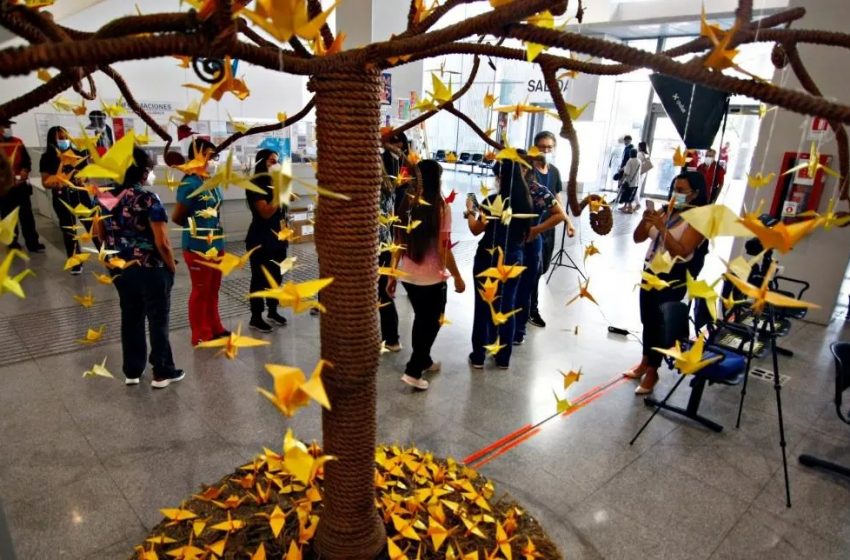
[626,171,708,394]
[93,147,183,388]
[465,158,534,369]
[39,125,95,273]
[245,149,289,332]
[388,160,464,390]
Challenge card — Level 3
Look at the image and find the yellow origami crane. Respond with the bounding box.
[83,243,119,263]
[100,97,125,118]
[560,368,582,390]
[653,334,721,375]
[170,99,202,126]
[801,198,850,231]
[478,277,500,305]
[673,146,690,167]
[190,151,265,197]
[191,246,221,261]
[686,271,721,321]
[64,251,92,271]
[378,266,409,278]
[554,390,572,414]
[783,142,840,179]
[746,172,775,189]
[444,151,459,163]
[524,10,562,62]
[72,289,96,308]
[92,272,117,285]
[680,203,754,240]
[488,302,521,326]
[134,127,152,146]
[739,211,818,254]
[387,538,409,560]
[257,359,331,417]
[283,428,335,484]
[195,323,270,358]
[76,131,136,184]
[700,7,764,80]
[483,337,506,356]
[494,146,532,168]
[184,57,250,104]
[647,250,680,275]
[242,0,340,43]
[393,220,422,234]
[249,265,333,314]
[639,270,674,291]
[195,246,254,275]
[483,89,498,108]
[0,207,19,246]
[78,324,106,344]
[493,101,547,120]
[583,241,600,264]
[481,194,538,225]
[175,148,211,178]
[83,356,114,379]
[428,72,453,105]
[0,249,34,299]
[724,261,819,315]
[36,68,52,82]
[51,96,87,115]
[521,537,544,559]
[272,256,298,276]
[566,277,598,306]
[477,247,526,282]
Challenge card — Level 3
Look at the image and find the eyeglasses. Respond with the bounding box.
[536,143,555,152]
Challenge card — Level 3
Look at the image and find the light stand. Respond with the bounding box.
[546,221,586,283]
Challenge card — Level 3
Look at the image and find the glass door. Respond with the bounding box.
[642,110,681,198]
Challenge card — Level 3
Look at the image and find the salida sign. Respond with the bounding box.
[527,78,569,93]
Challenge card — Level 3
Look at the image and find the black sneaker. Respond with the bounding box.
[528,313,546,328]
[8,241,21,250]
[267,311,288,326]
[151,369,185,389]
[71,264,83,275]
[249,317,273,333]
[213,330,231,339]
[27,243,46,253]
[513,336,525,346]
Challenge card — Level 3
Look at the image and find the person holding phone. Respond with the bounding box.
[626,171,708,394]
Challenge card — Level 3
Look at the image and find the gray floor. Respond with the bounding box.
[1,186,849,559]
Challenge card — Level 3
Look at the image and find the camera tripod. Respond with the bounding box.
[546,221,586,283]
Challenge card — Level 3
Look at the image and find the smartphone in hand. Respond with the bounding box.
[645,199,655,212]
[466,192,480,211]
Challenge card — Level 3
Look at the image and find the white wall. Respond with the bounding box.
[733,0,850,324]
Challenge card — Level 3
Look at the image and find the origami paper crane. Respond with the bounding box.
[92,272,117,285]
[524,10,562,62]
[739,211,818,254]
[700,8,764,80]
[672,146,690,167]
[190,151,265,197]
[242,0,340,42]
[76,131,136,184]
[198,246,258,276]
[170,99,202,126]
[800,198,850,231]
[78,324,105,344]
[680,203,753,240]
[493,101,548,120]
[583,241,600,264]
[647,250,680,275]
[83,243,119,262]
[686,271,721,321]
[483,337,506,356]
[782,142,840,179]
[478,277,500,305]
[258,359,331,417]
[639,270,674,291]
[0,207,19,246]
[428,72,453,105]
[566,277,598,306]
[560,368,582,390]
[483,89,498,108]
[653,334,721,375]
[283,428,335,484]
[746,172,775,188]
[100,97,125,118]
[64,250,92,271]
[184,57,250,104]
[488,302,521,326]
[83,356,114,379]
[724,261,819,315]
[0,249,33,299]
[195,323,270,358]
[554,390,572,413]
[477,247,527,282]
[249,265,333,313]
[494,146,532,168]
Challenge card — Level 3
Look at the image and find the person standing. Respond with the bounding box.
[637,141,653,207]
[697,148,726,202]
[513,166,567,345]
[614,134,634,182]
[0,119,43,252]
[388,160,464,390]
[528,131,575,328]
[379,146,401,352]
[39,125,95,273]
[618,149,641,213]
[86,110,114,153]
[245,149,289,332]
[382,133,409,214]
[627,171,708,394]
[94,147,184,388]
[466,159,533,369]
[172,139,228,345]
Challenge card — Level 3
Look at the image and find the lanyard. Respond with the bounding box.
[649,213,682,257]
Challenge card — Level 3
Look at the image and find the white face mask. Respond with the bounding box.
[672,192,689,209]
[542,152,555,165]
[145,171,156,186]
[268,163,282,174]
[704,156,715,166]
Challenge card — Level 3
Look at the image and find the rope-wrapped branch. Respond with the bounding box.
[541,64,581,217]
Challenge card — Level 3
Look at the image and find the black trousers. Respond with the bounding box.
[51,189,94,257]
[378,252,399,345]
[114,266,177,379]
[402,281,447,378]
[0,182,40,248]
[248,244,288,317]
[640,284,687,368]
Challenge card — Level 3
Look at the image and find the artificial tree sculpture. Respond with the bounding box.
[3,0,850,557]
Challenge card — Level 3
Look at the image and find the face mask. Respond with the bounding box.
[1,129,11,139]
[704,157,715,166]
[542,152,555,165]
[145,171,156,186]
[268,163,282,174]
[672,192,689,209]
[57,139,71,151]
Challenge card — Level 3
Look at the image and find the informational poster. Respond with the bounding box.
[397,99,410,121]
[808,116,829,140]
[380,72,392,105]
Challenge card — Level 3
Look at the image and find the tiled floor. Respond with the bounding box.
[1,184,849,559]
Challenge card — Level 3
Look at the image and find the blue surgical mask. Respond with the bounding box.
[1,129,11,140]
[672,192,689,209]
[56,139,71,151]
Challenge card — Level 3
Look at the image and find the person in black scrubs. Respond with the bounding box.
[246,149,290,332]
[529,131,575,328]
[0,119,44,252]
[39,125,95,273]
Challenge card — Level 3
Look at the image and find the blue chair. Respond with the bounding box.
[798,341,850,478]
[631,301,755,444]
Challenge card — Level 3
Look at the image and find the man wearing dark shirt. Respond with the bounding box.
[619,135,634,173]
[0,119,44,252]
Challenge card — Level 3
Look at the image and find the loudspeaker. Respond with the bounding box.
[650,74,730,149]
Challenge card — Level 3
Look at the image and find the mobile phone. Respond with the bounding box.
[466,192,479,210]
[645,200,655,212]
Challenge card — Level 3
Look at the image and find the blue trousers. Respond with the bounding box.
[470,246,523,367]
[514,237,543,340]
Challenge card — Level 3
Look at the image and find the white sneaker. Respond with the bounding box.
[125,377,141,386]
[385,342,402,352]
[424,361,441,374]
[400,374,429,390]
[151,370,185,389]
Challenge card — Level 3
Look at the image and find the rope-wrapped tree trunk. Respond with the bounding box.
[308,69,387,559]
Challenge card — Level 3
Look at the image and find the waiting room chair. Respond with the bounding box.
[631,301,754,444]
[457,152,471,167]
[798,341,850,478]
[434,149,446,162]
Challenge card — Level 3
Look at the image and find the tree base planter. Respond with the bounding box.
[133,443,562,559]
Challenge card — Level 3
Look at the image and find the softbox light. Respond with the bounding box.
[650,74,730,150]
